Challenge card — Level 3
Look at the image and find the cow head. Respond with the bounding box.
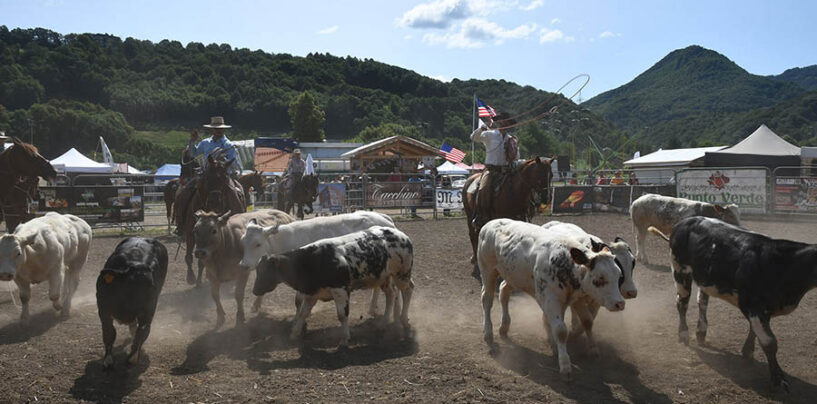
[252,254,289,296]
[715,204,741,227]
[570,246,626,312]
[0,233,37,281]
[193,210,231,260]
[99,263,155,288]
[610,237,637,299]
[239,219,280,270]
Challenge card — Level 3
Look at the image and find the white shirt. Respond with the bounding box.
[471,127,506,166]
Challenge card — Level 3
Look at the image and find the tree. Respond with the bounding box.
[288,91,325,142]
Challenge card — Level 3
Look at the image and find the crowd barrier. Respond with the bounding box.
[38,174,147,228]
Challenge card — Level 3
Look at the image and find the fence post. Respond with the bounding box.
[362,174,368,211]
[432,175,437,220]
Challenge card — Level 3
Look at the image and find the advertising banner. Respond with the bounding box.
[677,169,767,213]
[38,186,145,223]
[316,183,346,213]
[552,186,593,213]
[435,188,463,210]
[366,182,422,208]
[773,177,817,213]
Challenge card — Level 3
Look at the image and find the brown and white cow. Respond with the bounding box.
[0,212,92,323]
[478,219,625,375]
[193,209,294,327]
[630,193,740,264]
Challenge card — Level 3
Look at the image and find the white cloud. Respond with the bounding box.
[404,34,413,40]
[539,27,564,43]
[397,0,470,29]
[317,25,339,35]
[550,18,561,25]
[423,17,538,48]
[520,0,544,11]
[599,31,619,39]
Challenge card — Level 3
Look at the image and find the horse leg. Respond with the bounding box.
[185,227,196,285]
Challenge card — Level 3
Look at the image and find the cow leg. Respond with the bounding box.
[741,326,757,359]
[128,315,152,366]
[568,299,589,339]
[636,226,649,265]
[331,288,352,348]
[15,279,31,323]
[100,311,116,369]
[196,258,206,288]
[394,278,413,331]
[480,266,500,345]
[49,266,65,312]
[251,294,264,313]
[234,271,249,325]
[498,281,512,338]
[210,281,226,328]
[696,289,710,344]
[380,279,395,325]
[60,267,81,318]
[574,301,600,357]
[185,232,196,285]
[290,296,317,341]
[747,314,788,391]
[367,289,379,318]
[672,260,693,345]
[541,297,571,375]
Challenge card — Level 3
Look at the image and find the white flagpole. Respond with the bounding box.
[471,93,476,167]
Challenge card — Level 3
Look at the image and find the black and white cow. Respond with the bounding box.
[96,237,168,369]
[253,226,414,347]
[650,216,817,391]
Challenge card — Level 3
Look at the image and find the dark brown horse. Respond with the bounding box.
[163,150,200,227]
[0,176,40,232]
[463,157,553,279]
[276,174,319,220]
[0,138,57,231]
[181,154,246,286]
[238,171,264,203]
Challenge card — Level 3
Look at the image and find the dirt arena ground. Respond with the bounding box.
[0,213,816,403]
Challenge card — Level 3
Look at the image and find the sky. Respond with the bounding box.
[2,0,817,100]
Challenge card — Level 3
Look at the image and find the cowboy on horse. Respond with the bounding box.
[282,148,306,200]
[469,111,519,228]
[174,116,244,234]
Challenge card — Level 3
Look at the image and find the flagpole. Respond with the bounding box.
[471,93,476,167]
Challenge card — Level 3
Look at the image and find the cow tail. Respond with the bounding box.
[647,226,670,242]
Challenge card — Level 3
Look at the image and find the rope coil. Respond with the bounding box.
[490,74,590,130]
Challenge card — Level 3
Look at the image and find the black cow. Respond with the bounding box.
[96,237,168,369]
[650,216,817,391]
[253,226,414,348]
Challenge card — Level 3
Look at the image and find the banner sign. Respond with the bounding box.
[774,177,817,213]
[38,186,145,223]
[552,186,593,213]
[316,183,346,212]
[366,182,422,207]
[435,188,463,210]
[630,185,677,202]
[677,169,767,214]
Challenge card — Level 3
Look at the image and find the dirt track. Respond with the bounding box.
[0,214,816,403]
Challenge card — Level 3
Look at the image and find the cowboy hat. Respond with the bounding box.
[293,148,302,154]
[203,116,232,129]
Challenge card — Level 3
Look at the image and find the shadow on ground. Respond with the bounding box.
[172,314,417,376]
[0,310,64,345]
[69,344,150,403]
[492,337,673,404]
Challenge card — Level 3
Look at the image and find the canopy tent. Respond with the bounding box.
[624,146,727,183]
[154,164,181,180]
[437,161,469,175]
[705,125,800,168]
[51,148,114,174]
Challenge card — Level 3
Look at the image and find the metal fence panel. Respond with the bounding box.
[676,167,770,214]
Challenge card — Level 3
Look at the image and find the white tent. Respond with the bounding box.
[437,161,469,175]
[51,148,114,174]
[624,146,727,184]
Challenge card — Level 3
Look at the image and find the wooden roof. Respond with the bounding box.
[341,136,441,160]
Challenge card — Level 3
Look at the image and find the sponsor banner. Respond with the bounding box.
[774,177,817,213]
[315,183,346,213]
[552,186,593,213]
[435,188,463,210]
[631,185,677,201]
[591,186,631,213]
[677,169,767,214]
[38,186,145,223]
[366,182,422,208]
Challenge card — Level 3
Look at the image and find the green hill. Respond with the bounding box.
[0,26,612,169]
[771,65,817,91]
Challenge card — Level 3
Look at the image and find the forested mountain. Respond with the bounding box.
[0,26,611,169]
[584,45,817,149]
[772,65,817,91]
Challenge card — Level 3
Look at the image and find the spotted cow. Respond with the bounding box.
[253,226,414,347]
[631,193,740,264]
[650,216,817,391]
[478,219,625,375]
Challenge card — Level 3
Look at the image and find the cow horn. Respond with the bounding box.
[218,210,232,223]
[264,223,281,236]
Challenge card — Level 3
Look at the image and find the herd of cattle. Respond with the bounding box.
[0,193,814,392]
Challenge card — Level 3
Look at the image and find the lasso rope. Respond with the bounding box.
[490,74,590,130]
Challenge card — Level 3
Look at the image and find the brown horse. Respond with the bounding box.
[0,138,57,231]
[238,171,264,203]
[463,157,553,279]
[276,174,319,220]
[0,176,40,232]
[181,154,246,286]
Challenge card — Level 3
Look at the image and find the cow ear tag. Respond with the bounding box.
[104,274,115,284]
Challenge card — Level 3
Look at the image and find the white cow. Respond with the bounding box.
[240,211,395,315]
[478,219,625,375]
[0,212,92,322]
[630,193,740,264]
[542,221,637,338]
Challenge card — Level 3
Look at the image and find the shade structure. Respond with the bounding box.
[51,148,114,174]
[154,164,181,180]
[705,124,800,169]
[437,160,469,175]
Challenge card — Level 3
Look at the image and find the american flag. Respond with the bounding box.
[477,98,496,118]
[440,142,466,163]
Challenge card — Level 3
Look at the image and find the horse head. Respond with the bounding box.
[4,138,57,180]
[520,156,554,203]
[299,174,320,203]
[201,153,232,212]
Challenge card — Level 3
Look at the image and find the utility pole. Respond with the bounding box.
[27,118,34,144]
